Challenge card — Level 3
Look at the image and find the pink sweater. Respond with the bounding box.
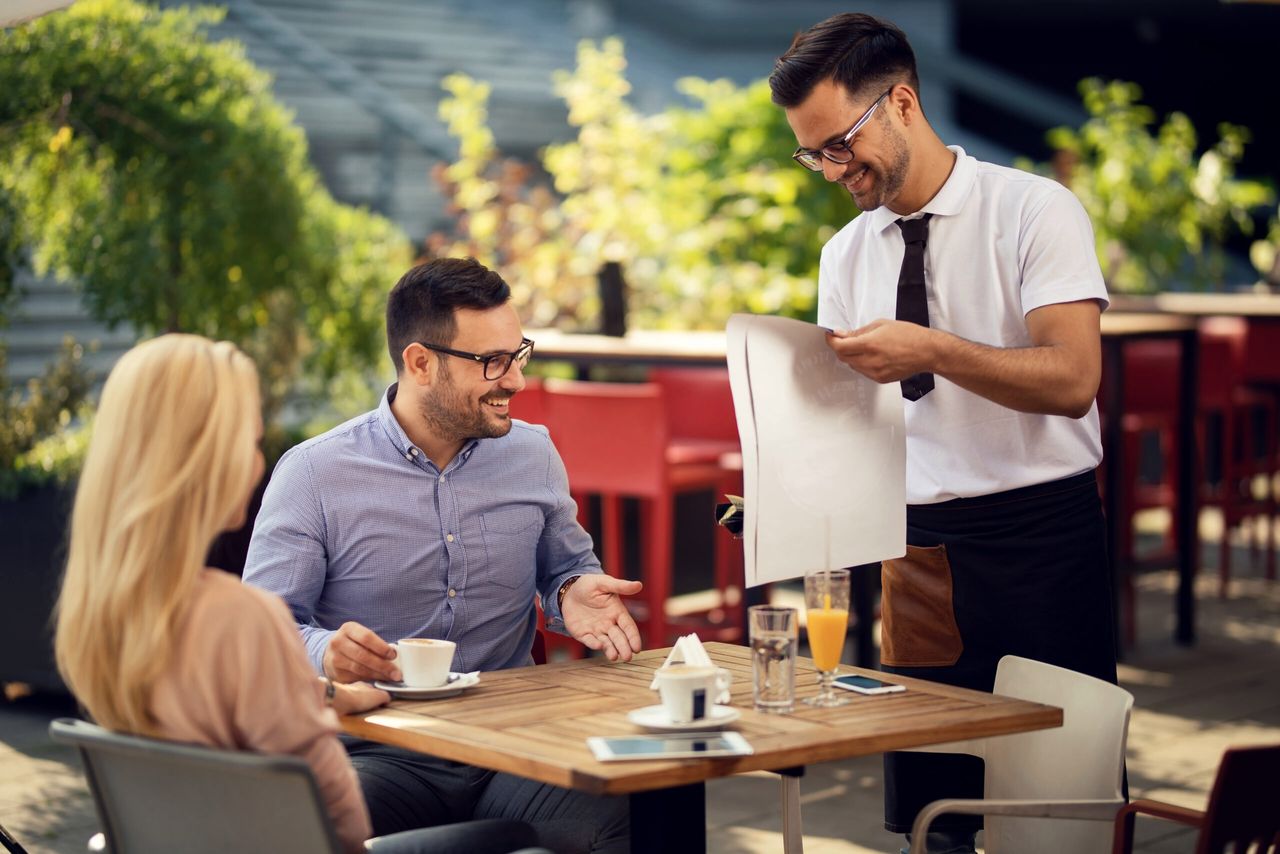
[149,570,371,853]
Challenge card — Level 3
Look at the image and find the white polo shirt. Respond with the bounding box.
[817,147,1108,505]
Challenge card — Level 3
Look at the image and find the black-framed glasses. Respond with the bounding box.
[791,88,893,172]
[418,337,534,380]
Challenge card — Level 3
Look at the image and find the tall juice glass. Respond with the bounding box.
[804,568,850,707]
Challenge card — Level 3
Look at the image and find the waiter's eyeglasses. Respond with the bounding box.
[418,338,535,380]
[791,88,893,172]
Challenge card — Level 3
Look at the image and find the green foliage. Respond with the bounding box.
[1022,79,1273,293]
[0,0,411,421]
[0,188,20,325]
[0,338,93,497]
[427,39,852,329]
[1250,204,1280,288]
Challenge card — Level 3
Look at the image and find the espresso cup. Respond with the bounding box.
[653,664,733,724]
[391,638,456,687]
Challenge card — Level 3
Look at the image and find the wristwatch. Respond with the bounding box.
[557,575,582,610]
[320,676,336,706]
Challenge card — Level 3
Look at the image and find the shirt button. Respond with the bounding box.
[409,448,419,457]
[448,588,457,598]
[446,533,455,543]
[439,475,446,483]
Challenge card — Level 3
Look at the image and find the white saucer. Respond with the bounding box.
[375,672,480,699]
[626,704,741,732]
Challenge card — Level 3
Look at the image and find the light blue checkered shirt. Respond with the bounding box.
[243,383,601,674]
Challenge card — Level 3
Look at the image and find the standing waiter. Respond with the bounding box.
[768,13,1118,854]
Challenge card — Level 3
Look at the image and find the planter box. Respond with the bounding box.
[0,484,73,692]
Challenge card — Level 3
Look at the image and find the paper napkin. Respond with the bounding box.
[648,633,731,704]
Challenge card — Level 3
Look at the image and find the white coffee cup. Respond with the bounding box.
[653,664,733,724]
[391,638,456,687]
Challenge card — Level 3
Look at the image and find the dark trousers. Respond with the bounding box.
[880,470,1119,834]
[342,736,630,854]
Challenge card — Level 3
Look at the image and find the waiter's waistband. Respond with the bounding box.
[907,469,1099,514]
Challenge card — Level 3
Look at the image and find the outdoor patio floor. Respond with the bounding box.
[2,509,1278,853]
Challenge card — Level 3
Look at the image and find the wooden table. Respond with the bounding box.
[342,642,1062,853]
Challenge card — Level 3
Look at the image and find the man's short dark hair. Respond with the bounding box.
[769,13,920,109]
[386,257,511,374]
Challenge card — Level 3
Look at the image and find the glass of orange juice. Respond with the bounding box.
[803,568,850,707]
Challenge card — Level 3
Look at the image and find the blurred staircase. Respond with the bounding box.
[2,268,132,386]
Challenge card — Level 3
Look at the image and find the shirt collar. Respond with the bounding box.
[865,145,976,235]
[377,383,480,468]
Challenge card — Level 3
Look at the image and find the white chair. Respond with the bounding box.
[906,655,1134,854]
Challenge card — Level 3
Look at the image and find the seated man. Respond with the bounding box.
[244,257,641,854]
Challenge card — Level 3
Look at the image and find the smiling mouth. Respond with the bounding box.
[482,397,511,411]
[843,165,871,193]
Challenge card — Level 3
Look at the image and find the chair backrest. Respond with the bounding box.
[1196,743,1280,854]
[649,367,739,444]
[1197,316,1249,410]
[983,656,1134,854]
[49,718,342,854]
[1116,339,1180,415]
[542,379,669,497]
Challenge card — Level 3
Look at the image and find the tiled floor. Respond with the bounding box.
[3,512,1278,853]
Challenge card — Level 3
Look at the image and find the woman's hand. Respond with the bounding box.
[330,680,391,715]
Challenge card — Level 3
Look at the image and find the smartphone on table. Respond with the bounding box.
[832,674,906,695]
[587,732,753,762]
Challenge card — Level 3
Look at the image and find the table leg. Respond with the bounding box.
[777,766,805,854]
[631,782,705,853]
[1175,330,1199,645]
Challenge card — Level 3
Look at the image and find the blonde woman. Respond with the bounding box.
[55,334,540,854]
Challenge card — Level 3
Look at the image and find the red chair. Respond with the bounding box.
[649,367,740,464]
[1112,743,1280,854]
[650,368,746,639]
[543,379,736,647]
[1198,317,1277,593]
[1104,320,1276,619]
[1098,339,1183,645]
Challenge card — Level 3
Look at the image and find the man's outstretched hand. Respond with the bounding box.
[561,575,644,662]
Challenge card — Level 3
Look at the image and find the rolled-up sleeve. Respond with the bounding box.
[243,447,335,673]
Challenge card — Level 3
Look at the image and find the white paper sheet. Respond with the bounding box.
[726,314,907,586]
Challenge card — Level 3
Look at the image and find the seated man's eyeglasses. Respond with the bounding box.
[418,338,535,380]
[792,88,893,172]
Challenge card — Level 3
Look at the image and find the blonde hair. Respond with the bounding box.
[55,334,261,735]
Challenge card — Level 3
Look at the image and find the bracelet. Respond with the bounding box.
[557,575,582,610]
[320,676,336,706]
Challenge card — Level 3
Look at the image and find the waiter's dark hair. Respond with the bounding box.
[386,257,510,374]
[769,13,920,108]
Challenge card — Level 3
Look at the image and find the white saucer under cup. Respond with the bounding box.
[375,672,480,700]
[627,704,741,732]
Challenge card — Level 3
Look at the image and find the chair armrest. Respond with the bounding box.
[909,798,1125,854]
[1111,799,1205,854]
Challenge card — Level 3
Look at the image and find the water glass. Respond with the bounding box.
[749,605,798,714]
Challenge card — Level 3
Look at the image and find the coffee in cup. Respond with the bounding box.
[653,664,733,724]
[391,638,456,687]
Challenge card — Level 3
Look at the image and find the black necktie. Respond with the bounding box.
[895,214,934,401]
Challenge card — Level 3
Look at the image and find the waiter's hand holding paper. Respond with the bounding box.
[726,314,907,586]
